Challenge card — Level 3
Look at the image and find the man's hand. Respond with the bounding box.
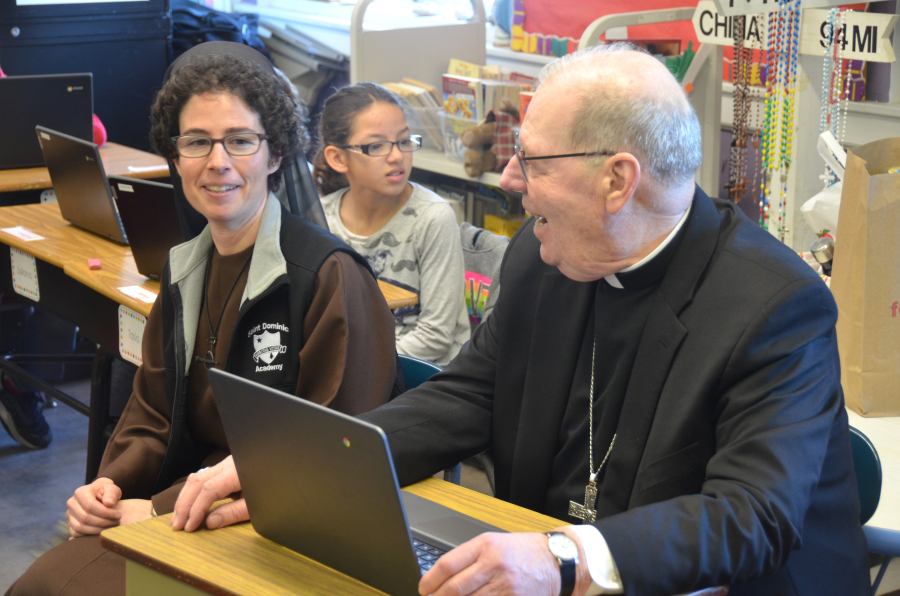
[66,477,122,538]
[171,456,247,532]
[420,532,576,596]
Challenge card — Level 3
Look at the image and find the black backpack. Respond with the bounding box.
[171,0,269,60]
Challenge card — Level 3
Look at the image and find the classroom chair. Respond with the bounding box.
[397,354,461,485]
[459,222,507,494]
[848,425,894,595]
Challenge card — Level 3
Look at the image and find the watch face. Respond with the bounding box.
[547,533,579,561]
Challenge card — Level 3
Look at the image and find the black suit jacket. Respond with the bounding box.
[361,188,869,596]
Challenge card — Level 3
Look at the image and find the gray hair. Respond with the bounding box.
[538,42,702,186]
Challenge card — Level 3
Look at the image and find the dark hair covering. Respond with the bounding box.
[312,82,404,196]
[149,53,307,193]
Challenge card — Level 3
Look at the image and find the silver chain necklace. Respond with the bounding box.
[568,339,616,523]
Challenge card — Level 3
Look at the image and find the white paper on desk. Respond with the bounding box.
[116,284,158,304]
[118,305,146,366]
[10,247,39,301]
[1,226,46,241]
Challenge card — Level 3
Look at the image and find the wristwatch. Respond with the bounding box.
[546,532,578,596]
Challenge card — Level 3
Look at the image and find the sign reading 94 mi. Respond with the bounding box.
[694,1,898,63]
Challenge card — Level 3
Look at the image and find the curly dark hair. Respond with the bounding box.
[149,54,307,192]
[312,82,403,196]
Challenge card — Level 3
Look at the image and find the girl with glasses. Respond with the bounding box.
[314,83,470,366]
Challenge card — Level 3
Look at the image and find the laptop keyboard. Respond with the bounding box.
[413,538,447,574]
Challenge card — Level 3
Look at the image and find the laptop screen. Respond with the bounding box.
[0,73,93,170]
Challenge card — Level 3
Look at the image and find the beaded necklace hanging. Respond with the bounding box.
[820,7,847,188]
[747,15,765,214]
[776,0,801,243]
[728,15,751,203]
[837,10,850,148]
[758,0,801,241]
[758,11,778,230]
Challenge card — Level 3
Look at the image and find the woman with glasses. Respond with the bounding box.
[313,83,470,367]
[5,45,400,596]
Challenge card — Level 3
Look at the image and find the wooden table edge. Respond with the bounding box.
[100,532,240,596]
[63,262,155,318]
[100,479,564,595]
[377,280,418,310]
[0,231,68,269]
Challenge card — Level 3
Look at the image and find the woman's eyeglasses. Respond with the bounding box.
[171,133,269,158]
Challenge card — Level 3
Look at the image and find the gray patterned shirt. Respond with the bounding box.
[321,183,470,365]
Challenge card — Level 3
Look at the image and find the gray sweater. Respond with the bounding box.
[321,183,470,366]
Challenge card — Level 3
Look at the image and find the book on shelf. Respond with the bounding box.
[442,74,481,121]
[519,91,534,123]
[443,75,527,123]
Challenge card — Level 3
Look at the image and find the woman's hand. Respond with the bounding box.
[114,499,154,526]
[66,477,122,538]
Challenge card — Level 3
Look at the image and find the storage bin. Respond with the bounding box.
[406,106,444,153]
[442,111,477,163]
[483,214,527,238]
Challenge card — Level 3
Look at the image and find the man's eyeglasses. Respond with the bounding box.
[338,135,423,157]
[514,131,614,182]
[171,133,269,158]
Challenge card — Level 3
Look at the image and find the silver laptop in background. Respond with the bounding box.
[0,73,93,170]
[109,176,184,280]
[36,126,128,245]
[208,368,505,596]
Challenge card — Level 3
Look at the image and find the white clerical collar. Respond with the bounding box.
[604,206,691,289]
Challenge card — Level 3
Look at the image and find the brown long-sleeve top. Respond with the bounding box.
[97,248,397,514]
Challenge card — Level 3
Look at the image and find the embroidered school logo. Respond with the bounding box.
[252,330,287,372]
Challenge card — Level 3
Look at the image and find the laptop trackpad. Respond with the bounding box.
[403,491,506,551]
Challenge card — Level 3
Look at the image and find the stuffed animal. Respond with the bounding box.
[458,99,519,178]
[464,147,497,178]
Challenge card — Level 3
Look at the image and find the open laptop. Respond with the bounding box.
[109,176,184,280]
[208,368,505,596]
[0,73,93,170]
[36,126,129,245]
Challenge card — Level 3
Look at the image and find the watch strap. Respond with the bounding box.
[546,532,576,596]
[559,556,575,596]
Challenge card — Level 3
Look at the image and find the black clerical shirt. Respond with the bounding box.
[544,217,689,522]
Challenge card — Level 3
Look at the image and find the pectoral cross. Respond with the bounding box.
[568,477,598,523]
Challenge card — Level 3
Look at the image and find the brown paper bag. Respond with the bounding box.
[831,137,900,417]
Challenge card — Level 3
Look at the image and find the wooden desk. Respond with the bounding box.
[101,478,561,596]
[378,279,417,310]
[0,202,129,267]
[0,203,416,320]
[0,204,137,352]
[0,142,169,193]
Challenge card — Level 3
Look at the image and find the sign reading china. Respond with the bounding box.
[693,1,898,62]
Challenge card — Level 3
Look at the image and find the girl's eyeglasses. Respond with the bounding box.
[338,135,423,157]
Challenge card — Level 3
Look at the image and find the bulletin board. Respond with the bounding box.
[511,0,699,57]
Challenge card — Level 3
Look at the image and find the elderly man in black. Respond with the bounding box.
[173,43,870,596]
